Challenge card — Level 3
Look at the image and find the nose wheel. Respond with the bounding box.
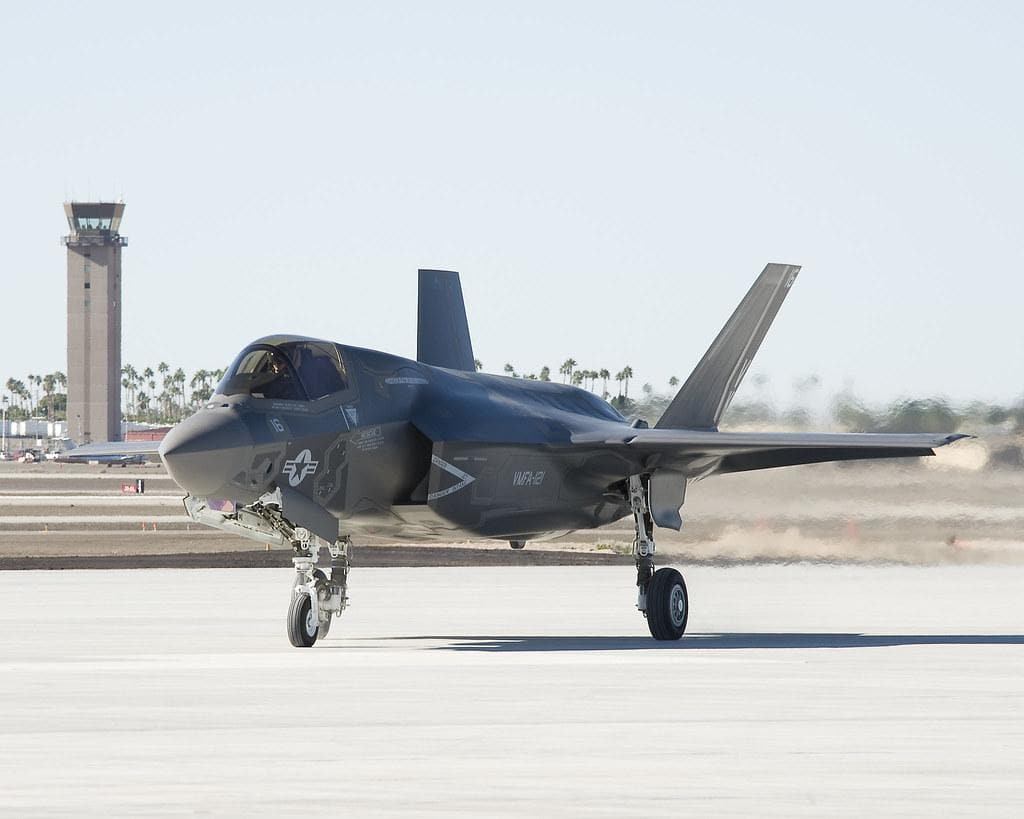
[286,537,350,648]
[287,589,320,647]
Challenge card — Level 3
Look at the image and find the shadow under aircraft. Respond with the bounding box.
[75,264,967,646]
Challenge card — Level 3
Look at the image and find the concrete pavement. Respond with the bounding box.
[0,565,1022,816]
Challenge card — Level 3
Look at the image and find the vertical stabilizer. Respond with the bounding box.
[656,263,801,430]
[417,269,476,372]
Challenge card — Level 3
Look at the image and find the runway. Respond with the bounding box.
[1,565,1022,816]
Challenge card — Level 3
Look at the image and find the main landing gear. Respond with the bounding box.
[628,475,688,640]
[287,532,351,648]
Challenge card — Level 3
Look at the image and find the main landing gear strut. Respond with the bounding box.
[628,475,688,640]
[287,532,351,648]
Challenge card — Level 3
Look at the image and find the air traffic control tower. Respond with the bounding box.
[62,202,127,443]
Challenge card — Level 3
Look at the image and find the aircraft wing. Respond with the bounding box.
[571,428,968,474]
[569,427,968,530]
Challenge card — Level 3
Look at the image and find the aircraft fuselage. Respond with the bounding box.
[159,337,637,543]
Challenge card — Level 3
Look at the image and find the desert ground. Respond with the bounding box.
[1,458,1021,567]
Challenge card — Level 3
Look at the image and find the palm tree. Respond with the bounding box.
[17,381,30,414]
[191,369,210,408]
[559,358,577,383]
[173,368,187,417]
[30,374,43,414]
[669,375,679,389]
[571,370,584,387]
[539,366,550,382]
[621,366,634,399]
[139,367,154,421]
[503,363,515,377]
[122,364,139,420]
[158,389,171,423]
[158,363,172,419]
[474,359,483,372]
[42,374,55,421]
[121,376,132,419]
[599,369,610,398]
[53,371,66,420]
[615,370,624,398]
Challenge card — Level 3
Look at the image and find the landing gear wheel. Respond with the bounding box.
[288,569,330,644]
[287,591,319,648]
[646,567,688,641]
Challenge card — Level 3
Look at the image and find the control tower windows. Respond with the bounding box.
[76,217,113,231]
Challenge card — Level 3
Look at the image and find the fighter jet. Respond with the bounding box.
[77,264,965,646]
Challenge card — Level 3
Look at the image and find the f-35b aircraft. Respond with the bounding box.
[83,264,965,646]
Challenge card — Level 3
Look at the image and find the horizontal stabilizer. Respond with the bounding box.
[417,269,476,372]
[657,263,801,431]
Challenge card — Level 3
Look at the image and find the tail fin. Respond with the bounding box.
[417,269,476,372]
[656,263,801,431]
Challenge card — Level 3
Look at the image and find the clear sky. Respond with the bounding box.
[2,1,1021,408]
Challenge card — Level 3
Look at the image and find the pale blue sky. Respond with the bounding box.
[2,2,1021,407]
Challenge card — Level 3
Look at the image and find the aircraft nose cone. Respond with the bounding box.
[159,410,253,497]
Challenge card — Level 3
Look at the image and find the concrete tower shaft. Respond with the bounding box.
[62,202,127,444]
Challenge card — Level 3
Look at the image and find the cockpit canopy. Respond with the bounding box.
[216,339,350,401]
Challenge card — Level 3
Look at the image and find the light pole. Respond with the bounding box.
[1,395,8,457]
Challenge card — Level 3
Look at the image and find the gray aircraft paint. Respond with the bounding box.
[77,266,965,546]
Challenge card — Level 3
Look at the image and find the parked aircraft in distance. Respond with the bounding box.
[76,264,966,646]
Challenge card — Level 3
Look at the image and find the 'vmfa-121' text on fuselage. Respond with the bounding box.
[78,265,967,647]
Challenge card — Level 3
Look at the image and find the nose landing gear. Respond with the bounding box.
[628,475,689,641]
[287,534,350,648]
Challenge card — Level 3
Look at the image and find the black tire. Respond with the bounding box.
[287,592,319,647]
[509,540,526,550]
[646,567,688,641]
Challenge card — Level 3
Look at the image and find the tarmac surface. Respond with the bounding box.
[1,565,1022,816]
